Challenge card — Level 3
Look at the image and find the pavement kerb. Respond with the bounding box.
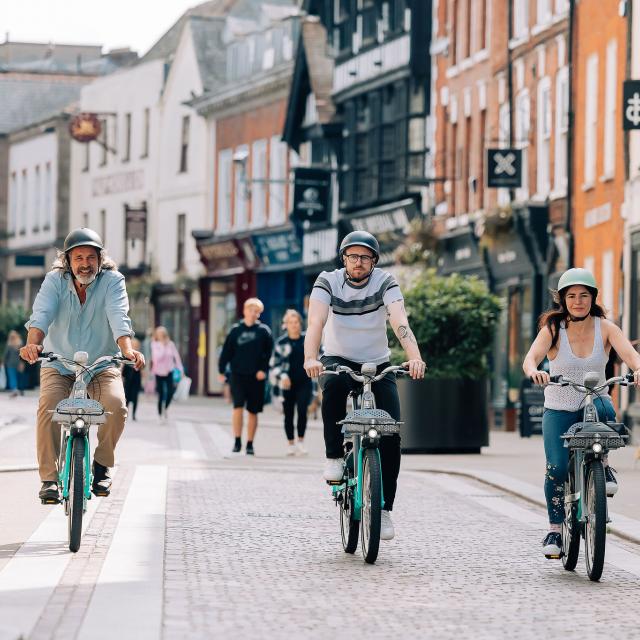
[0,464,38,473]
[414,466,640,547]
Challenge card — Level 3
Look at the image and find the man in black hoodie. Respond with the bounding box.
[218,298,273,455]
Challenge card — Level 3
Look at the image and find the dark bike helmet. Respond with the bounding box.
[339,231,380,262]
[63,227,104,253]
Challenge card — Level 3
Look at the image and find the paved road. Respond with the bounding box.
[3,394,640,639]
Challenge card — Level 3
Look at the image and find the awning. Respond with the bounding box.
[338,197,420,266]
[485,232,535,284]
[193,232,259,277]
[438,227,488,280]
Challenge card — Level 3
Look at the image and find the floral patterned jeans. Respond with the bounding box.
[542,397,616,524]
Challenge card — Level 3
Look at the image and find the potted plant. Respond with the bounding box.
[391,269,502,453]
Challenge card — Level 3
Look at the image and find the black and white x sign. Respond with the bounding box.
[486,148,522,188]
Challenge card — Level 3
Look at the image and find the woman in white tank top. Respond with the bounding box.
[522,268,640,558]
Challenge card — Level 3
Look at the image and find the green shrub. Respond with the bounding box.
[0,304,29,349]
[390,269,502,379]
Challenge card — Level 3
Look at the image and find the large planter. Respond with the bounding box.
[397,377,489,453]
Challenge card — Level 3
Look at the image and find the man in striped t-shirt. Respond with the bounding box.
[304,231,426,541]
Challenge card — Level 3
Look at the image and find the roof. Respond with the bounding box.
[0,74,90,134]
[189,17,227,92]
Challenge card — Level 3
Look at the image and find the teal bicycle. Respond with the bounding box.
[38,351,134,552]
[322,363,407,564]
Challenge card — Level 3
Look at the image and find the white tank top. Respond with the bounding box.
[544,316,611,411]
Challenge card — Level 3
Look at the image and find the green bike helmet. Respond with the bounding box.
[63,227,104,253]
[557,268,598,296]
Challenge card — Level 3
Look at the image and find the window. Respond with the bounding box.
[176,213,186,271]
[82,212,89,227]
[584,54,598,187]
[515,90,530,200]
[602,250,614,316]
[141,108,150,158]
[463,117,471,213]
[498,103,511,205]
[9,172,17,235]
[513,0,529,39]
[471,0,487,53]
[332,0,351,55]
[83,143,90,172]
[20,170,27,235]
[234,144,249,230]
[217,150,232,232]
[100,209,106,243]
[251,139,267,228]
[44,163,52,230]
[179,115,190,173]
[537,79,551,196]
[33,165,41,232]
[603,40,617,179]
[455,0,470,62]
[268,136,287,225]
[100,119,108,166]
[537,0,551,26]
[478,109,486,210]
[123,113,131,162]
[357,0,377,47]
[554,66,569,193]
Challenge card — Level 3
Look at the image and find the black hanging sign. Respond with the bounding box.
[486,148,522,188]
[291,167,330,224]
[623,80,640,130]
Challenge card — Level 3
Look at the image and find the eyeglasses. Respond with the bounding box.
[344,253,373,265]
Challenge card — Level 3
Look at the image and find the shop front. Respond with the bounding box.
[193,233,259,394]
[252,227,305,335]
[438,225,489,282]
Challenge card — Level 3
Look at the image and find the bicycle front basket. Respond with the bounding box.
[561,422,627,450]
[339,409,401,435]
[53,398,105,416]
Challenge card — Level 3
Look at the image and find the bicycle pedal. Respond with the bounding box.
[40,497,61,505]
[326,480,342,486]
[544,553,562,560]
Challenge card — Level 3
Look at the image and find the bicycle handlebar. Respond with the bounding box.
[37,352,135,369]
[320,363,409,383]
[537,373,635,392]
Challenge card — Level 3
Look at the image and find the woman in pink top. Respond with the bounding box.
[150,326,183,421]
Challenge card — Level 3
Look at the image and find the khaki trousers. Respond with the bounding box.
[37,367,128,481]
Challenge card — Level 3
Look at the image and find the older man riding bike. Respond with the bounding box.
[20,228,145,503]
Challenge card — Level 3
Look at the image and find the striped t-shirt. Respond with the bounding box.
[310,268,404,364]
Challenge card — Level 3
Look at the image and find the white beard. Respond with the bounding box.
[75,270,97,285]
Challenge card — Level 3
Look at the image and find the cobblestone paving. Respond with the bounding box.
[163,464,640,640]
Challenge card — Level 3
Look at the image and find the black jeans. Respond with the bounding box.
[283,381,312,441]
[320,356,402,511]
[156,374,175,415]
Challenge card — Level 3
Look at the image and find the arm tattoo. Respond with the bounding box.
[396,324,417,344]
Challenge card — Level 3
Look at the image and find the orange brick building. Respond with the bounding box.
[572,4,627,322]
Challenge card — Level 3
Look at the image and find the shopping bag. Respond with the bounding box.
[0,365,6,390]
[172,367,182,383]
[174,376,192,402]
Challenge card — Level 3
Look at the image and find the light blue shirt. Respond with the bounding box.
[26,269,134,375]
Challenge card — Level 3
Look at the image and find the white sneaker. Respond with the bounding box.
[296,442,308,456]
[323,458,344,482]
[380,510,395,540]
[286,444,296,456]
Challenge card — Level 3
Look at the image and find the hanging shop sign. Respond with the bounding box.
[623,80,640,130]
[125,203,147,241]
[486,148,522,188]
[252,228,302,271]
[291,167,331,224]
[69,113,102,142]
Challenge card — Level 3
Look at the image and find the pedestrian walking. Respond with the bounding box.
[122,337,143,420]
[218,298,273,455]
[3,330,25,397]
[150,326,183,423]
[270,309,314,456]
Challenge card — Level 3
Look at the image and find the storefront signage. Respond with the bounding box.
[439,228,488,280]
[584,203,612,229]
[92,170,144,197]
[487,148,522,188]
[487,235,534,283]
[197,238,259,276]
[252,229,302,268]
[69,113,101,142]
[292,167,331,224]
[497,250,517,264]
[125,203,146,241]
[303,227,338,266]
[623,80,640,130]
[455,247,471,262]
[15,254,45,267]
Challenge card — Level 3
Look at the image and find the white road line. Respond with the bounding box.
[424,472,640,580]
[78,465,167,640]
[175,420,207,460]
[205,422,234,459]
[0,490,102,640]
[0,421,30,444]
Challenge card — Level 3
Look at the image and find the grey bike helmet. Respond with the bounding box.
[557,267,598,297]
[339,231,380,262]
[63,227,104,253]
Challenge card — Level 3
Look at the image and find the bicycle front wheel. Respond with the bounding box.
[584,460,607,581]
[562,467,580,571]
[68,437,86,553]
[360,448,382,564]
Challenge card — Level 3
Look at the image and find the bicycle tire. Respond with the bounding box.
[68,437,85,553]
[340,484,359,554]
[584,460,607,581]
[561,467,580,571]
[360,448,382,564]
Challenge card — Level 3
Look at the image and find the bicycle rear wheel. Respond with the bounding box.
[561,468,580,571]
[68,437,85,553]
[340,485,359,554]
[584,460,607,581]
[360,448,381,564]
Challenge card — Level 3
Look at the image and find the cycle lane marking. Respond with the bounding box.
[421,471,640,580]
[175,420,208,460]
[0,482,103,640]
[77,464,167,640]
